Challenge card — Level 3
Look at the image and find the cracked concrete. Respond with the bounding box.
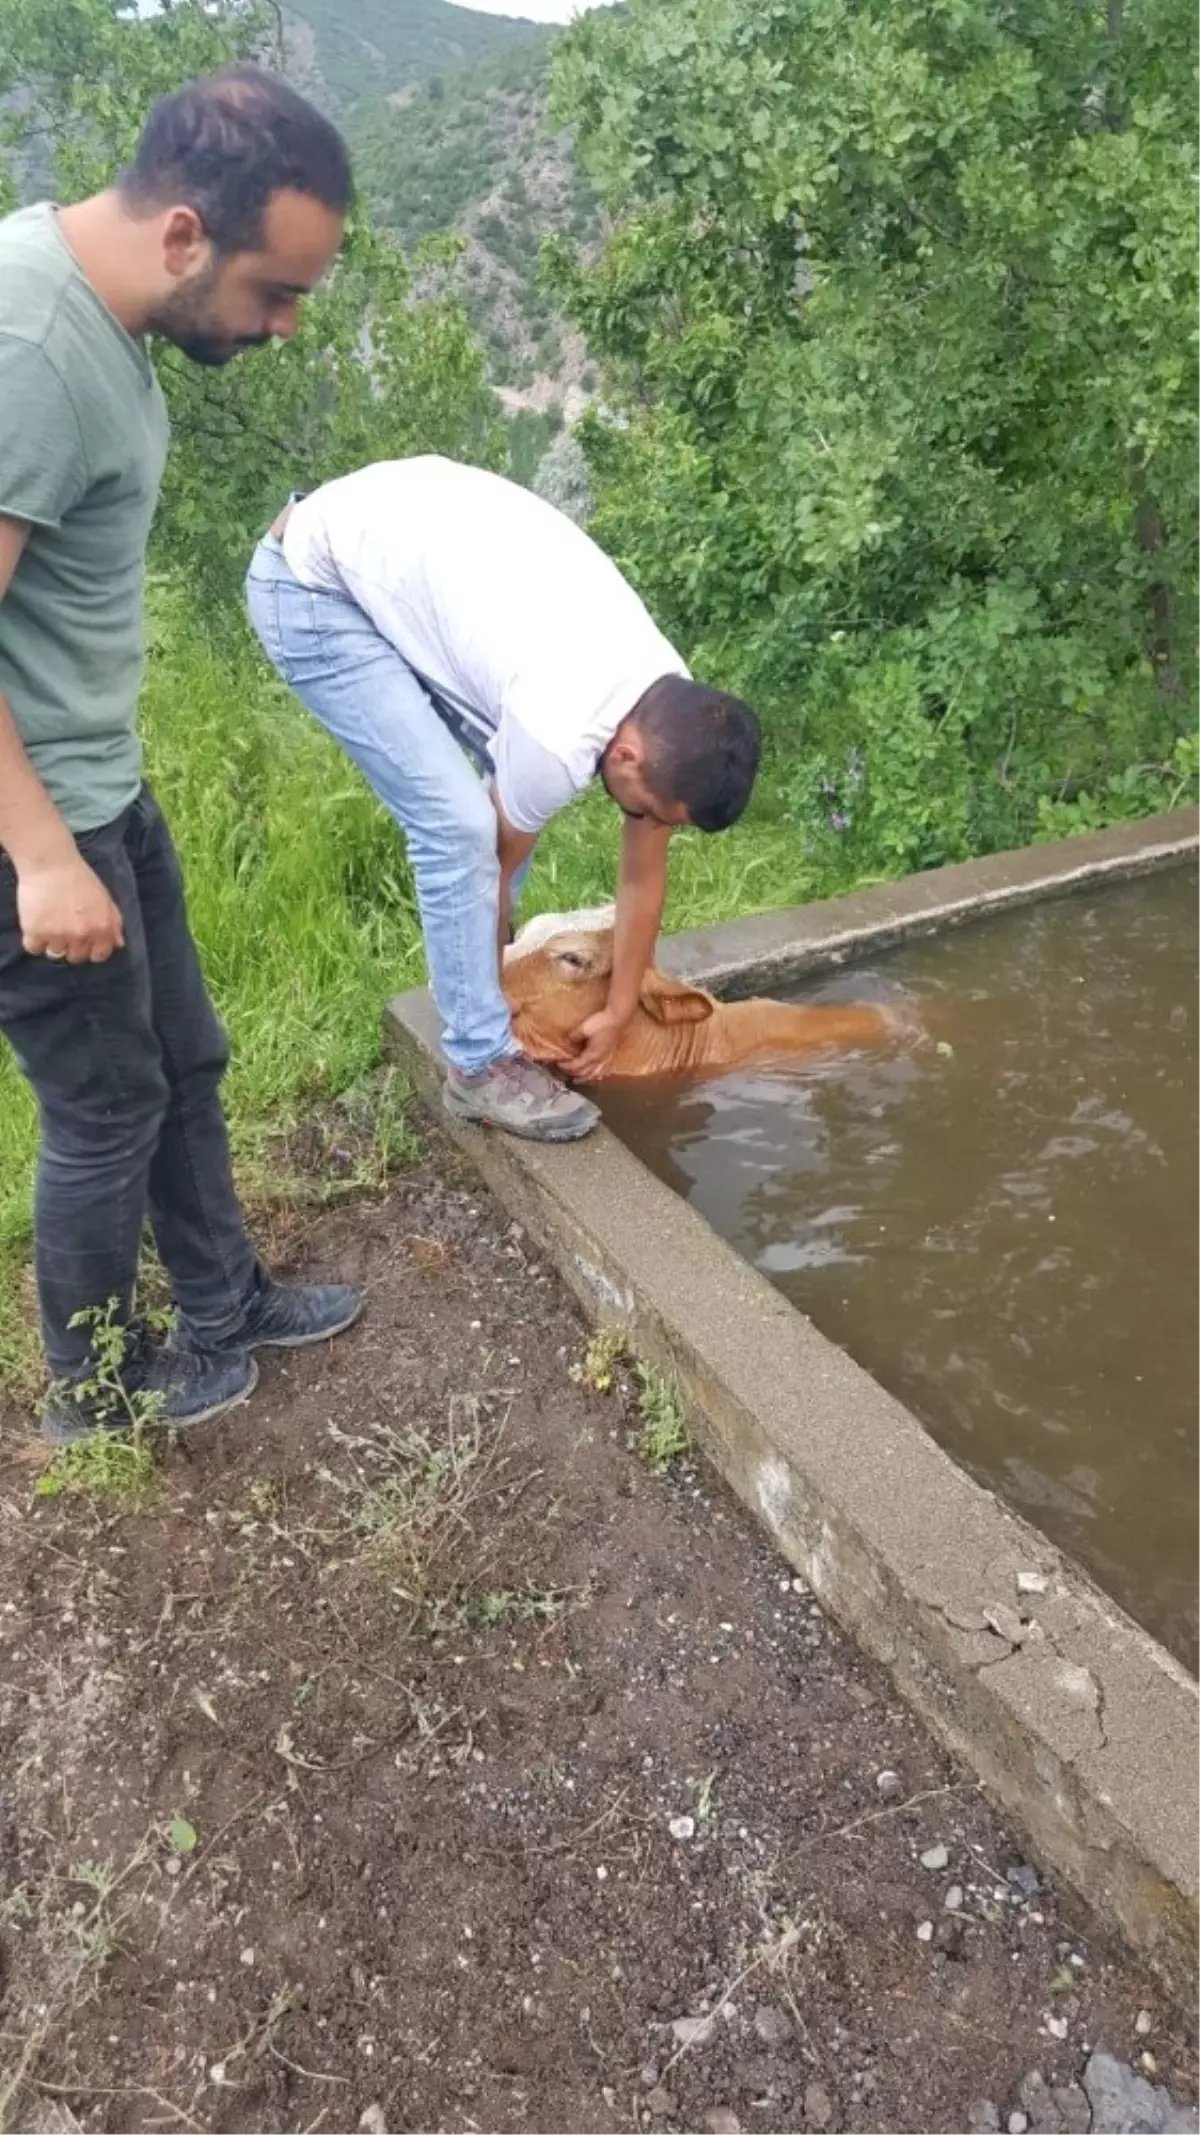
[982,2052,1200,2135]
[1082,2051,1200,2133]
[384,813,1199,2001]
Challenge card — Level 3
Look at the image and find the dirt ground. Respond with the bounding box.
[1,1122,1195,2135]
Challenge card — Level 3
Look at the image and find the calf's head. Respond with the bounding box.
[503,907,714,1069]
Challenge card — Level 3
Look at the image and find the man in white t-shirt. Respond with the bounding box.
[246,456,760,1141]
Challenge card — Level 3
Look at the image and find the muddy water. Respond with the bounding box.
[600,866,1199,1668]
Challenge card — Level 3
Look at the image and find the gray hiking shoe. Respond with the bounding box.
[443,1052,599,1143]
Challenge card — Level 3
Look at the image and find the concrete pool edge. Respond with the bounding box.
[384,814,1199,1998]
[657,804,1200,994]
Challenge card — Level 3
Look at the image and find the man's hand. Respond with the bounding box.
[569,1003,632,1083]
[17,852,125,963]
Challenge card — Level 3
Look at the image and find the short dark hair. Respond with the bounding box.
[120,65,353,253]
[631,675,762,833]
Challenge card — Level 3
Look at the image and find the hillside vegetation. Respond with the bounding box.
[281,0,543,115]
[277,0,600,413]
[351,37,602,409]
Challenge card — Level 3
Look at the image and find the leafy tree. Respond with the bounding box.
[1,0,503,609]
[550,0,1198,875]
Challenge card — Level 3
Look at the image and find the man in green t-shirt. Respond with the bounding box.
[0,67,363,1442]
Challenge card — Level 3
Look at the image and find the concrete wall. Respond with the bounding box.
[384,810,1199,1999]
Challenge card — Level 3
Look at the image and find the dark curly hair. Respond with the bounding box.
[120,64,353,254]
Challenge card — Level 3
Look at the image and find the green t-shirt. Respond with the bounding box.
[0,203,169,833]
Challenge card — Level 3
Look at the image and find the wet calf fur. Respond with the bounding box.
[502,908,890,1079]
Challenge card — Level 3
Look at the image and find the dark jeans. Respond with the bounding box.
[0,785,259,1381]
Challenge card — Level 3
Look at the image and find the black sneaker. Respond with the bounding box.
[41,1341,257,1445]
[230,1277,363,1352]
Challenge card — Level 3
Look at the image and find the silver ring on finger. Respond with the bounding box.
[44,947,67,961]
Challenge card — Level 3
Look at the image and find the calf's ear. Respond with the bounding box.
[639,969,715,1026]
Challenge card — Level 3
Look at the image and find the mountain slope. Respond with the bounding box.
[350,34,601,412]
[282,0,545,115]
[279,0,601,443]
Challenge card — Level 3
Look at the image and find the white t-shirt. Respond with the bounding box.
[281,455,689,834]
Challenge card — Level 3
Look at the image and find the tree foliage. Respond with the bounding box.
[0,0,503,609]
[351,38,556,247]
[550,0,1198,876]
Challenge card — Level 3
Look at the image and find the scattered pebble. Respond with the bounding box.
[1006,1863,1039,1899]
[921,1843,949,1871]
[1015,2071,1093,2135]
[803,2081,834,2131]
[916,1919,934,1942]
[701,2111,741,2134]
[1008,2115,1028,2135]
[644,2089,674,2118]
[875,1768,904,1802]
[239,1946,255,1967]
[1139,2052,1158,2076]
[1135,2009,1154,2036]
[754,2005,792,2046]
[358,2109,388,2135]
[596,1864,608,1881]
[672,2015,716,2049]
[668,1814,696,1841]
[1046,2014,1069,2039]
[1017,1570,1048,1595]
[944,1883,964,1911]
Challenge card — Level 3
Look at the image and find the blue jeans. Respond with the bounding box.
[245,538,520,1075]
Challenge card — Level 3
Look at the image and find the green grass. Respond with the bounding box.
[35,1429,162,1507]
[0,598,822,1401]
[633,1363,690,1472]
